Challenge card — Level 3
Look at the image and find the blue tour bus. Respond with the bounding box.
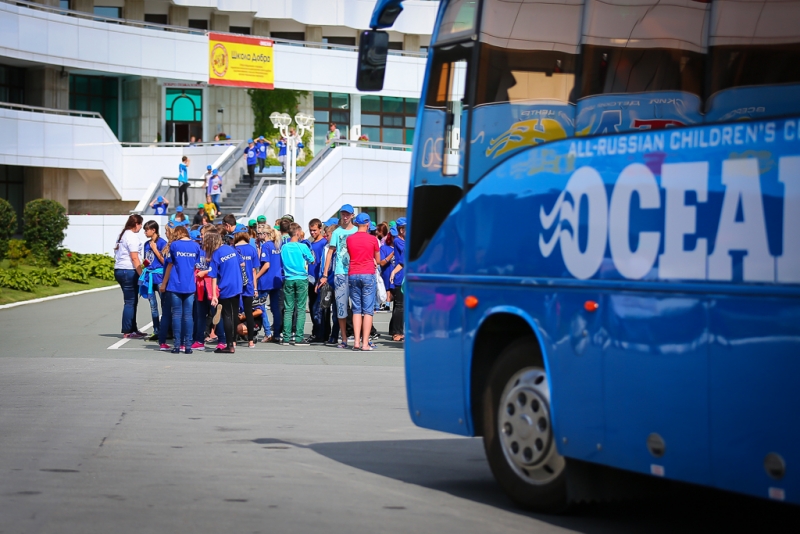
[357,0,800,511]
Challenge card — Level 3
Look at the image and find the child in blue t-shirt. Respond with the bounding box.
[141,221,167,340]
[161,225,201,353]
[177,156,190,207]
[150,196,169,215]
[234,230,259,348]
[206,232,244,354]
[280,225,313,345]
[256,136,270,173]
[255,225,284,342]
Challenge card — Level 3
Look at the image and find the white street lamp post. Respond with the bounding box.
[269,111,314,217]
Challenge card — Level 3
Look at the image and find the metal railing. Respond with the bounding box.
[4,0,429,58]
[0,100,103,119]
[239,139,413,218]
[120,140,243,148]
[3,0,204,34]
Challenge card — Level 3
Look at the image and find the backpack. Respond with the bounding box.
[319,282,334,310]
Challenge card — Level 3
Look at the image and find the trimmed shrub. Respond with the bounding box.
[7,239,31,261]
[23,199,69,265]
[0,198,17,260]
[55,263,89,284]
[60,251,115,281]
[0,268,34,292]
[29,268,60,287]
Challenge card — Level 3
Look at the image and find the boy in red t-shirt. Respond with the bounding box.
[346,213,381,351]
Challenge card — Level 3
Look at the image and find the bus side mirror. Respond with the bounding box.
[356,30,389,92]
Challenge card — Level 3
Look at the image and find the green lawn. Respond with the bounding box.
[0,261,117,306]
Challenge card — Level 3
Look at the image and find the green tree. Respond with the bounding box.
[248,88,310,142]
[23,199,69,265]
[0,198,17,260]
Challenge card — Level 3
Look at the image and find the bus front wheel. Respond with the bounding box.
[482,337,569,513]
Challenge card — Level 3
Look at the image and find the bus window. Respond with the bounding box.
[436,0,480,44]
[576,0,708,135]
[410,47,471,261]
[705,0,800,122]
[469,0,581,184]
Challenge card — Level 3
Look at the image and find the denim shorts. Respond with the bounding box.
[349,274,376,316]
[333,274,350,319]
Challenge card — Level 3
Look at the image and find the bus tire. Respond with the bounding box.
[482,337,569,513]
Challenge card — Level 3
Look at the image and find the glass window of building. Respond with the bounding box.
[361,96,419,145]
[144,14,168,25]
[0,65,25,105]
[69,75,119,138]
[230,26,251,35]
[313,92,350,154]
[324,37,357,47]
[165,89,203,143]
[59,0,70,10]
[93,6,122,18]
[0,165,24,232]
[188,19,208,30]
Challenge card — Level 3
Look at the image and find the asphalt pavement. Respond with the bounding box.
[0,288,797,533]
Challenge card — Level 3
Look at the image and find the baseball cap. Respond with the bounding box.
[248,219,257,227]
[396,217,407,227]
[248,138,254,144]
[207,165,212,170]
[281,214,294,222]
[157,196,164,203]
[388,220,397,228]
[325,217,339,226]
[339,204,354,214]
[257,215,267,223]
[213,168,219,174]
[189,230,202,241]
[389,227,398,237]
[234,223,248,234]
[198,203,205,209]
[176,206,184,213]
[354,213,370,225]
[369,222,377,232]
[258,136,265,140]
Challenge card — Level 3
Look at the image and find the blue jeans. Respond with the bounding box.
[210,194,221,211]
[333,274,350,319]
[114,269,139,334]
[265,288,284,337]
[194,298,209,344]
[170,292,195,349]
[349,274,376,316]
[148,285,162,335]
[158,291,172,345]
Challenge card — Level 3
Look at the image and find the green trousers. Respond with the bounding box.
[282,278,308,342]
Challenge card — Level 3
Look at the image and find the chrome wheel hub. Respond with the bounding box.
[498,367,566,485]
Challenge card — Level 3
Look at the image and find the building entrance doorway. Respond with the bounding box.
[166,89,203,142]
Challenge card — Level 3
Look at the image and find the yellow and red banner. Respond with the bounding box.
[208,32,274,90]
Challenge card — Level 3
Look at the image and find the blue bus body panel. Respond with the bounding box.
[405,116,800,503]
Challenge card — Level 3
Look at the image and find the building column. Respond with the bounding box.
[168,5,188,27]
[123,0,145,21]
[306,26,323,43]
[72,0,93,13]
[25,67,69,110]
[211,13,230,32]
[403,34,420,52]
[350,94,361,140]
[252,19,270,37]
[24,168,69,209]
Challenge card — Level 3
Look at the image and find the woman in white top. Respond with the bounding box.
[114,214,144,338]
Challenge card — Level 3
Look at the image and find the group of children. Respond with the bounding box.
[129,208,405,354]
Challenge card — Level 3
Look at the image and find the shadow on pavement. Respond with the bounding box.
[274,437,800,534]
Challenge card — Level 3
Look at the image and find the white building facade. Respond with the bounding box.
[0,0,435,249]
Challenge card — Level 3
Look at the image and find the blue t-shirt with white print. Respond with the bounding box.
[209,244,243,299]
[165,239,201,294]
[178,163,188,183]
[256,142,268,160]
[244,146,258,165]
[258,241,283,291]
[235,243,259,298]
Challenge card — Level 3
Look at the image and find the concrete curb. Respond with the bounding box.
[0,284,118,310]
